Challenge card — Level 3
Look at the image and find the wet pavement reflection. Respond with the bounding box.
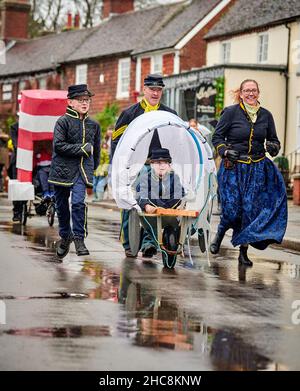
[1,202,300,370]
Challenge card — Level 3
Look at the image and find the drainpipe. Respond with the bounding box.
[283,23,291,156]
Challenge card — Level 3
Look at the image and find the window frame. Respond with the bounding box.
[151,54,163,74]
[220,41,231,64]
[75,64,88,84]
[2,83,13,101]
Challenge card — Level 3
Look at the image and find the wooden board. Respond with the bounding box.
[142,208,199,218]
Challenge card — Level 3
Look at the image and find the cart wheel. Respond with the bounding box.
[47,204,55,227]
[198,228,206,253]
[128,208,142,257]
[162,252,177,269]
[162,226,178,269]
[22,202,28,226]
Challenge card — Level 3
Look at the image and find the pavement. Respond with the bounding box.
[85,195,300,253]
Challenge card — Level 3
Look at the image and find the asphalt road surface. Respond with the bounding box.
[0,197,300,371]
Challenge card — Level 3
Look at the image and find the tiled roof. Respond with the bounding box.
[0,28,93,77]
[131,0,221,55]
[205,0,300,39]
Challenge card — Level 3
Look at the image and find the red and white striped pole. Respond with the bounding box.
[17,90,67,182]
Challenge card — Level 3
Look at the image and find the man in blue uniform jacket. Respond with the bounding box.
[111,74,177,258]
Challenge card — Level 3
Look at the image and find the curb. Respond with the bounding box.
[89,201,300,253]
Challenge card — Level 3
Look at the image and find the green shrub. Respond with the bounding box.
[273,155,289,171]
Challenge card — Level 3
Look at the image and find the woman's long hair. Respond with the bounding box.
[230,79,260,104]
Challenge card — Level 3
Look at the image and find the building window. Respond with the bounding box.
[2,83,12,101]
[75,64,88,84]
[117,58,130,99]
[221,42,230,64]
[151,54,163,74]
[258,34,268,63]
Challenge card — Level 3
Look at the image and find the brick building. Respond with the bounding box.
[0,0,233,125]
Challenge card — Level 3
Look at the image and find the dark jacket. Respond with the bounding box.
[111,99,177,159]
[136,166,185,211]
[49,107,101,187]
[212,103,280,160]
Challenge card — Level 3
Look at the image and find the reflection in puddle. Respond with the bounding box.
[81,260,119,301]
[4,325,111,338]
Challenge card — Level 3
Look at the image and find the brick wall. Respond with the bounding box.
[102,0,134,19]
[0,73,62,126]
[141,58,151,91]
[163,53,174,76]
[63,56,136,117]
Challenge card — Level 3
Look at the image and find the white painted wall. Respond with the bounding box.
[223,68,286,147]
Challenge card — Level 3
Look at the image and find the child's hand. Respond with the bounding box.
[145,204,157,214]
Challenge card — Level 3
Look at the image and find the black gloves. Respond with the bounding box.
[266,141,280,157]
[81,142,93,157]
[224,149,240,162]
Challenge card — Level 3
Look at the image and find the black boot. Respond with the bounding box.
[56,235,73,259]
[238,246,253,267]
[74,237,90,256]
[210,230,225,254]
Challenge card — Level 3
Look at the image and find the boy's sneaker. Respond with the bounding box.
[56,235,73,259]
[74,237,90,256]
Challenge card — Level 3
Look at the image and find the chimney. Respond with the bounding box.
[74,13,80,29]
[1,0,31,40]
[66,11,72,29]
[102,0,134,20]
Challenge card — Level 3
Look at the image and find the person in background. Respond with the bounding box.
[188,118,211,139]
[92,141,109,202]
[0,132,9,192]
[34,143,54,199]
[211,79,287,267]
[105,126,113,154]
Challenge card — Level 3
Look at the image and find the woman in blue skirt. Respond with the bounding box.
[210,79,287,267]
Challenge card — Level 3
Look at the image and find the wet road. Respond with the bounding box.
[0,197,300,371]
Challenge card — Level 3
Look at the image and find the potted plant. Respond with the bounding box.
[273,155,289,187]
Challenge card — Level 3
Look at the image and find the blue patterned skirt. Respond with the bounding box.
[217,158,288,250]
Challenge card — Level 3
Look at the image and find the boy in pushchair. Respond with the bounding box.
[135,148,186,257]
